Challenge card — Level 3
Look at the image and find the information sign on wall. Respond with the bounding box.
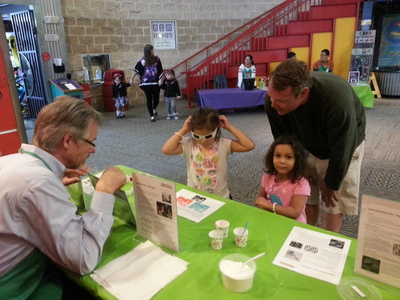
[150,21,177,50]
[350,30,376,83]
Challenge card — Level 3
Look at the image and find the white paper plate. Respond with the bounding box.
[337,277,382,300]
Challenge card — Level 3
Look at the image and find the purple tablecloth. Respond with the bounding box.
[197,88,267,109]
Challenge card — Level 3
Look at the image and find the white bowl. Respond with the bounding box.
[219,254,257,293]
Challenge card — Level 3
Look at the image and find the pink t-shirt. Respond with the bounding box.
[261,173,310,223]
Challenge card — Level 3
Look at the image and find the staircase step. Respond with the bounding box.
[247,49,287,64]
[252,35,310,50]
[288,19,332,35]
[229,50,247,65]
[323,0,362,4]
[275,24,288,35]
[310,4,357,19]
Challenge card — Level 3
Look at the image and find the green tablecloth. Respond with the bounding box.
[352,84,374,108]
[66,166,399,299]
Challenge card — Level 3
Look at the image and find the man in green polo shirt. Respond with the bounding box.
[265,59,365,233]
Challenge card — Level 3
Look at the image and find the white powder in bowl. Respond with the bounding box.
[219,260,254,280]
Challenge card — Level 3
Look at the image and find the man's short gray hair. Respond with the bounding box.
[33,96,103,151]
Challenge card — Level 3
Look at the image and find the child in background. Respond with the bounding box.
[112,73,131,118]
[162,107,255,198]
[160,69,181,120]
[255,136,310,223]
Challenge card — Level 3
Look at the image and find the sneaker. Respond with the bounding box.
[153,110,158,117]
[120,113,125,118]
[167,115,172,120]
[174,116,179,120]
[150,116,155,122]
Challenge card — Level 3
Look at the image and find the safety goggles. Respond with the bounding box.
[191,127,219,140]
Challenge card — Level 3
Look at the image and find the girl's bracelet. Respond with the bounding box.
[174,132,183,140]
[272,202,276,214]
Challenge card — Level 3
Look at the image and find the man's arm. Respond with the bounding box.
[16,167,126,275]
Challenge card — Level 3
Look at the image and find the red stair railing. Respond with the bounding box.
[172,0,364,107]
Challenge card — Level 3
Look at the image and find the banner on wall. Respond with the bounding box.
[150,21,177,50]
[378,14,400,67]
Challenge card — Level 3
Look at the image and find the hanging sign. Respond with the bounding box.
[150,21,177,50]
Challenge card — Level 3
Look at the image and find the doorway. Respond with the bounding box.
[1,3,47,142]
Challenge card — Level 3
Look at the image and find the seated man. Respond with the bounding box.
[313,49,334,72]
[0,96,127,299]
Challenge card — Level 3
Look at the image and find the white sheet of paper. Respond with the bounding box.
[273,226,351,285]
[176,189,225,223]
[133,173,179,252]
[64,83,76,90]
[355,195,400,288]
[91,240,188,300]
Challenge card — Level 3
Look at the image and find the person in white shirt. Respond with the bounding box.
[0,96,126,299]
[237,54,256,88]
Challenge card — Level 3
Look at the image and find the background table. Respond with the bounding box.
[197,88,267,109]
[66,166,400,299]
[352,84,374,108]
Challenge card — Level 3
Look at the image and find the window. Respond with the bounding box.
[81,53,111,84]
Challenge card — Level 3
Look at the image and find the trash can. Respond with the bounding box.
[102,69,126,112]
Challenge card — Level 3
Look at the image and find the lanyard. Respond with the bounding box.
[18,148,53,172]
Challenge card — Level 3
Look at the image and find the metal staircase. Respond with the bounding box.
[171,0,365,107]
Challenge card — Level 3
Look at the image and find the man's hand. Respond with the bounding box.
[95,166,127,194]
[321,183,339,208]
[62,164,91,186]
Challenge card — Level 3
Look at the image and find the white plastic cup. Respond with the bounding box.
[219,254,257,293]
[209,229,224,250]
[234,227,249,247]
[215,220,230,238]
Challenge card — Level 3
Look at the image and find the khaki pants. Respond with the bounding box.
[306,141,365,215]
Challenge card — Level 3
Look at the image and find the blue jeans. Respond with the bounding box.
[165,97,177,115]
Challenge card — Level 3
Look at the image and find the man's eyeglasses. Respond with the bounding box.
[191,127,219,140]
[82,139,96,148]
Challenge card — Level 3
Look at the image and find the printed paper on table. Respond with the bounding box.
[273,226,351,285]
[176,189,225,223]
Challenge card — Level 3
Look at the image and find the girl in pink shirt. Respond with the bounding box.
[255,136,310,223]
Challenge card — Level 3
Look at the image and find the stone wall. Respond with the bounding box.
[61,0,284,107]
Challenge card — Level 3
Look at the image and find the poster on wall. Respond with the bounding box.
[151,21,177,50]
[378,15,400,67]
[350,30,376,83]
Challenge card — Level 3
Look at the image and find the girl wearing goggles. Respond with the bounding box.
[162,107,255,198]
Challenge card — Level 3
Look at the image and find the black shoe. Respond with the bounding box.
[150,116,155,122]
